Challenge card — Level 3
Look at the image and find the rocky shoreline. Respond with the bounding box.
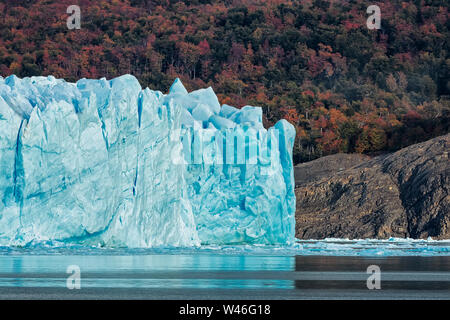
[294,134,449,240]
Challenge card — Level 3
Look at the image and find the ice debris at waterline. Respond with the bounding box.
[2,238,449,256]
[0,75,296,247]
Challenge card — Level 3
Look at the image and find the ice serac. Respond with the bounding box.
[0,92,22,242]
[0,75,295,247]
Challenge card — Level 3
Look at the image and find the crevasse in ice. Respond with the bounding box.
[0,75,296,247]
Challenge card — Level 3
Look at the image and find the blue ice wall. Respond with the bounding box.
[0,75,296,247]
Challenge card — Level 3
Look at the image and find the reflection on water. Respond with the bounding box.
[294,256,450,271]
[0,278,294,289]
[0,255,295,289]
[0,255,295,272]
[0,254,449,291]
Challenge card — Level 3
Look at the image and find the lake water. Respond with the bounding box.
[0,239,449,299]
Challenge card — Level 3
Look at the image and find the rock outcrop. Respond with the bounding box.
[295,134,449,239]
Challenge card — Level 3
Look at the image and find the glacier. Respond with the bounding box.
[0,74,296,247]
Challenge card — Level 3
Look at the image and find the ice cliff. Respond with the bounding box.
[0,75,296,247]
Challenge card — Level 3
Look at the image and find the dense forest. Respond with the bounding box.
[0,0,448,163]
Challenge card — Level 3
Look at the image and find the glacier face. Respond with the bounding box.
[0,75,295,247]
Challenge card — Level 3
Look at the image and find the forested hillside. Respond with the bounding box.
[0,0,448,163]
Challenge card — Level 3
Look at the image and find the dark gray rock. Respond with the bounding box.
[295,153,371,186]
[295,134,449,239]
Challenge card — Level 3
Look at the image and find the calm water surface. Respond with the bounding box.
[0,241,449,299]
